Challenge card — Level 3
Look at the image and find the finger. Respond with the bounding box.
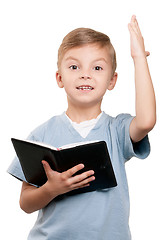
[128,23,133,32]
[64,164,85,178]
[134,17,143,36]
[131,15,136,22]
[129,15,138,34]
[42,160,53,179]
[75,183,90,189]
[130,15,142,36]
[72,175,95,189]
[71,170,95,184]
[128,21,137,36]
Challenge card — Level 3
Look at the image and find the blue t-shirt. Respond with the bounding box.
[8,112,150,240]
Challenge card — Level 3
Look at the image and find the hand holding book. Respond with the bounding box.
[19,162,96,213]
[42,161,95,198]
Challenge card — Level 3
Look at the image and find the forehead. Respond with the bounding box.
[63,44,111,62]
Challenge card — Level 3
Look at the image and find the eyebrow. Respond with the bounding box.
[65,57,79,62]
[65,56,107,64]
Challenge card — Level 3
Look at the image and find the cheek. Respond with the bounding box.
[96,73,111,86]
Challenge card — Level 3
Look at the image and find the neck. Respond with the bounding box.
[66,104,102,123]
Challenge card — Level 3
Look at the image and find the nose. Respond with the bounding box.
[80,74,91,80]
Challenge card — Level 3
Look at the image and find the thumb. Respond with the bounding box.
[42,160,53,179]
[146,51,150,57]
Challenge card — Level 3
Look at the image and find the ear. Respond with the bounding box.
[107,72,118,91]
[56,71,64,88]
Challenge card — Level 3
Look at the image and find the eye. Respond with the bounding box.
[69,65,79,70]
[94,66,103,71]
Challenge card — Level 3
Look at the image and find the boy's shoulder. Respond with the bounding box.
[106,113,134,134]
[107,112,133,124]
[114,113,133,122]
[27,113,64,141]
[35,114,61,129]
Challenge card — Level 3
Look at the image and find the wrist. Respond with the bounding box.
[42,181,59,201]
[132,55,148,65]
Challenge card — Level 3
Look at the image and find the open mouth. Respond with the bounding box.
[76,85,94,91]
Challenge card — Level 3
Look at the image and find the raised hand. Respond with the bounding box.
[128,15,150,59]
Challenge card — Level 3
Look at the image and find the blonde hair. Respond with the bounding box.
[57,28,117,75]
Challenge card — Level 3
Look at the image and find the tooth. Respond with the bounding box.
[77,86,93,90]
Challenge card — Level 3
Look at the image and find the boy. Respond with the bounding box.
[8,15,156,240]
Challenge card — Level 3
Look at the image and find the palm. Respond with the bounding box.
[128,15,150,59]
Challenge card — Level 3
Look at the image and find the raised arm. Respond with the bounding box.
[128,15,156,142]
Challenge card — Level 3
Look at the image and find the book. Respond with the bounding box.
[11,138,117,195]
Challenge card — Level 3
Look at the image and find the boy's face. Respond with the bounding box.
[56,44,117,108]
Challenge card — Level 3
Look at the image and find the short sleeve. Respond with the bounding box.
[7,133,42,183]
[115,113,150,162]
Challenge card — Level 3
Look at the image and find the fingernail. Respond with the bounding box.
[42,160,46,166]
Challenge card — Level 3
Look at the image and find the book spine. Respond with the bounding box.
[51,149,62,172]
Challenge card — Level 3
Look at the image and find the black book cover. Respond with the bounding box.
[11,138,117,195]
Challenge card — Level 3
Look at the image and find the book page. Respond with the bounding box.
[59,140,100,150]
[22,139,100,151]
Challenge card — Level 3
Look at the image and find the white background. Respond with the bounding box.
[1,0,168,239]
